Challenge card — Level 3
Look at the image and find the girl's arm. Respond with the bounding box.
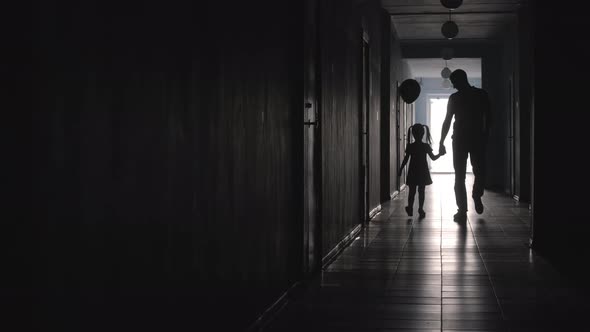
[398,153,409,176]
[428,150,441,161]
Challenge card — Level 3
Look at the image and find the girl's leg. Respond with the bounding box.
[418,185,426,218]
[408,186,417,207]
[418,185,425,210]
[406,186,417,216]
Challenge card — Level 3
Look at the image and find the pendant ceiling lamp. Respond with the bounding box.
[441,61,452,79]
[440,0,461,83]
[442,10,459,39]
[441,47,454,60]
[441,0,463,10]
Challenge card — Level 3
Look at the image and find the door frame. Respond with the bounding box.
[360,30,370,224]
[508,75,516,197]
[395,81,403,191]
[426,94,451,172]
[302,0,321,276]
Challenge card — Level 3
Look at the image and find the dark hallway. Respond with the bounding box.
[29,0,590,331]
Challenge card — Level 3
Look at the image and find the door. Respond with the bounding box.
[404,102,412,179]
[395,81,402,190]
[303,0,321,275]
[360,35,370,223]
[509,76,516,196]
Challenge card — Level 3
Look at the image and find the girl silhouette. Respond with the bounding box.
[398,124,444,218]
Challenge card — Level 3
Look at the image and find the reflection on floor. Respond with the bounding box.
[265,174,589,332]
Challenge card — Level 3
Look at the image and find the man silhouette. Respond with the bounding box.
[439,69,491,221]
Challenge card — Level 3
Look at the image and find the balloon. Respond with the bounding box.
[399,79,421,104]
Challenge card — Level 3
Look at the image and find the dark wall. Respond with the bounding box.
[380,13,392,202]
[516,5,533,203]
[481,48,507,192]
[383,19,409,199]
[498,11,533,202]
[393,53,413,191]
[361,1,385,214]
[319,0,362,255]
[499,20,518,195]
[530,2,590,278]
[32,1,302,331]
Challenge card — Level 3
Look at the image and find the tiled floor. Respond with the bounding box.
[265,174,589,332]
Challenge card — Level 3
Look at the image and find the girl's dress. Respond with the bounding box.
[405,142,433,186]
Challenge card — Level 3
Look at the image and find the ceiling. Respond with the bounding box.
[381,0,522,41]
[404,58,481,78]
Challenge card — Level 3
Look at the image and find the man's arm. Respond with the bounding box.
[440,95,454,152]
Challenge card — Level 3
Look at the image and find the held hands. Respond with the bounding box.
[439,143,447,156]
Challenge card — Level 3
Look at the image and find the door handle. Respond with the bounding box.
[304,101,319,126]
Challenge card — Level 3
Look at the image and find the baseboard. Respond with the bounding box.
[246,281,303,332]
[248,212,376,331]
[250,222,363,331]
[390,185,406,199]
[369,204,382,219]
[322,224,363,270]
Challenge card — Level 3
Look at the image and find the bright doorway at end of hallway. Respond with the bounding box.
[428,96,472,174]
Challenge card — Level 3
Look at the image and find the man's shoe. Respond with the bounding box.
[453,211,467,221]
[418,209,426,218]
[474,196,484,214]
[405,206,413,216]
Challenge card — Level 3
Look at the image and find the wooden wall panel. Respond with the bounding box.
[32,1,303,331]
[530,1,590,279]
[381,13,392,202]
[361,2,384,214]
[390,30,409,193]
[482,50,506,191]
[320,0,362,255]
[32,0,411,330]
[516,5,532,203]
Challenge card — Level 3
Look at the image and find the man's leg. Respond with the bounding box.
[453,140,468,215]
[470,140,486,213]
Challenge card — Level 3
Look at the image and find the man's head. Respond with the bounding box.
[449,69,469,90]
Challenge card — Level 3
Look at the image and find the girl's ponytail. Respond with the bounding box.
[424,124,432,145]
[407,125,413,144]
